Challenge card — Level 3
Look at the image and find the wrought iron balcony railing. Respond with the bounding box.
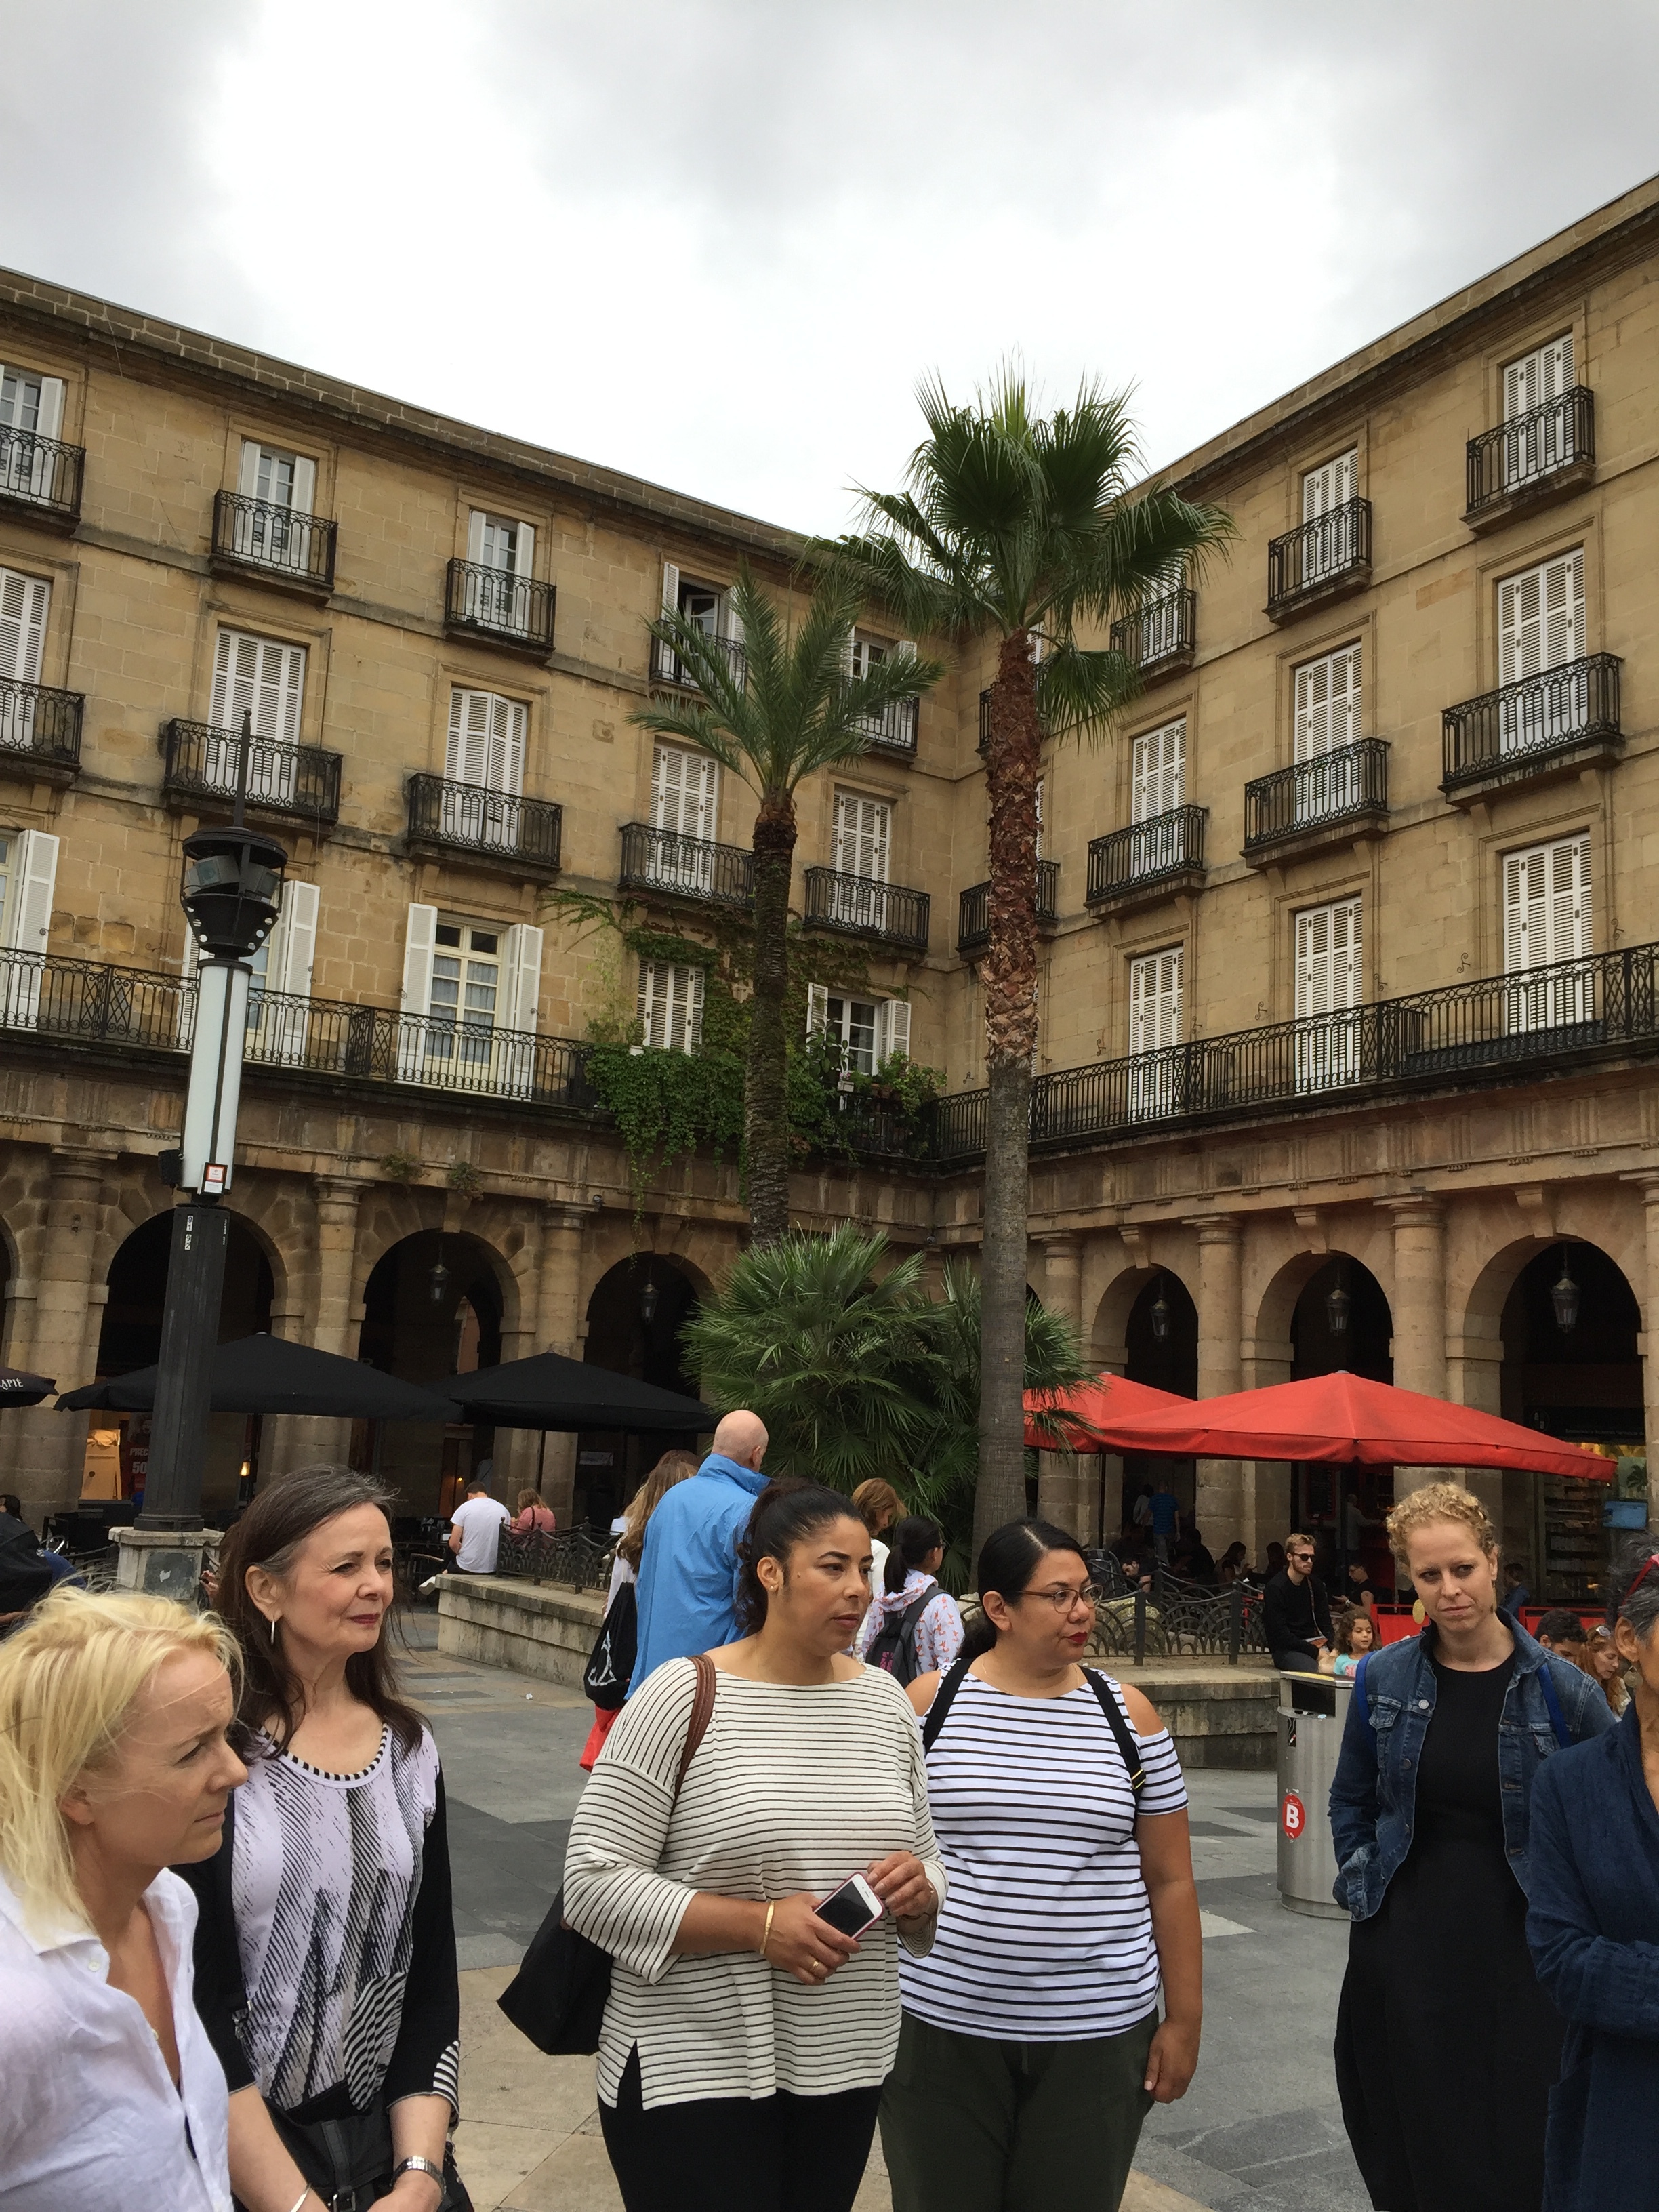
[444,559,556,653]
[1467,387,1594,518]
[1441,653,1621,794]
[1110,588,1196,676]
[1267,498,1372,615]
[958,861,1059,951]
[0,949,189,1050]
[855,694,918,756]
[803,867,930,952]
[1087,806,1207,904]
[1244,738,1389,851]
[211,490,337,593]
[618,822,754,908]
[649,631,746,690]
[406,773,562,872]
[0,678,83,773]
[161,718,342,825]
[0,429,83,524]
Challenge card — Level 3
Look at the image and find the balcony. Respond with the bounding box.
[1243,739,1389,864]
[405,773,562,878]
[618,822,754,909]
[1266,499,1372,621]
[649,631,746,691]
[1087,807,1207,915]
[1109,588,1196,682]
[803,867,930,954]
[958,861,1059,951]
[211,490,337,597]
[0,429,83,531]
[855,694,918,758]
[1441,653,1621,802]
[0,678,83,784]
[1465,388,1595,530]
[161,719,342,828]
[444,559,556,656]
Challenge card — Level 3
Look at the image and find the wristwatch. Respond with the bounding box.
[393,2154,445,2188]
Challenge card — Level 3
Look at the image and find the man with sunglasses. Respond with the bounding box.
[1264,1532,1333,1673]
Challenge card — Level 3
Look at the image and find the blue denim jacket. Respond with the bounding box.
[1327,1620,1615,1919]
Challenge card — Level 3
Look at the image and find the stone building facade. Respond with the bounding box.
[2,175,1658,1595]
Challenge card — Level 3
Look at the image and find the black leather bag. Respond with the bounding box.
[266,2104,473,2212]
[497,1654,716,2056]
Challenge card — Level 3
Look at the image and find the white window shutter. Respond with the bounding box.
[514,522,535,578]
[1549,836,1590,962]
[486,694,527,797]
[721,588,745,649]
[1500,552,1583,683]
[806,983,829,1038]
[661,561,680,621]
[272,879,319,998]
[1132,720,1185,821]
[401,904,439,1017]
[237,439,262,497]
[1294,647,1360,760]
[290,455,316,516]
[880,998,911,1061]
[34,378,64,442]
[1544,550,1584,668]
[466,510,486,564]
[687,967,705,1050]
[1130,947,1183,1054]
[0,567,49,684]
[501,924,544,1034]
[1303,449,1357,521]
[210,629,306,741]
[9,829,57,955]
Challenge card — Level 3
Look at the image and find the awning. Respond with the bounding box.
[58,1334,462,1422]
[444,1349,713,1434]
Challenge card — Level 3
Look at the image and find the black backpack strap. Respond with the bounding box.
[920,1653,974,1754]
[1084,1668,1145,1798]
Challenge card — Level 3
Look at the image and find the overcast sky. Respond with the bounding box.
[5,2,1658,533]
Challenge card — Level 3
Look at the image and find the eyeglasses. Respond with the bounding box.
[1015,1583,1102,1612]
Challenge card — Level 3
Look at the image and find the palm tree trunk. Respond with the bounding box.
[745,792,797,1246]
[975,630,1041,1552]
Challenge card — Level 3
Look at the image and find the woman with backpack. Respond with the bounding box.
[579,1451,699,1769]
[879,1518,1201,2212]
[855,1515,964,1683]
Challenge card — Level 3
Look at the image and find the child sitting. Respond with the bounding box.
[1319,1602,1376,1676]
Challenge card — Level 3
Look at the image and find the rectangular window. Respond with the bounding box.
[1300,448,1359,586]
[1504,834,1592,1034]
[237,439,315,514]
[443,688,528,852]
[1504,333,1574,419]
[460,510,537,634]
[1294,896,1363,1091]
[656,562,743,685]
[1302,448,1357,520]
[832,791,890,882]
[0,365,65,505]
[1293,642,1363,819]
[421,920,500,1072]
[207,629,306,804]
[0,567,50,755]
[647,744,720,892]
[1128,946,1183,1119]
[1497,550,1586,756]
[806,986,909,1076]
[230,441,317,574]
[638,960,705,1052]
[466,510,535,576]
[1131,720,1185,823]
[0,828,58,1025]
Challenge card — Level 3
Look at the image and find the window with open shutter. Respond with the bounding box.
[1128,947,1183,1118]
[806,983,829,1038]
[208,629,306,802]
[833,792,890,882]
[1302,449,1357,520]
[637,961,705,1052]
[648,745,719,891]
[1498,552,1584,684]
[0,369,65,506]
[1504,334,1574,419]
[1504,835,1591,1033]
[1131,720,1186,823]
[1294,897,1363,1090]
[0,827,57,1027]
[0,566,49,684]
[237,440,314,514]
[443,689,528,848]
[878,998,912,1063]
[245,878,319,1066]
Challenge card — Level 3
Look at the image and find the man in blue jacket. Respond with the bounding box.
[630,1410,768,1691]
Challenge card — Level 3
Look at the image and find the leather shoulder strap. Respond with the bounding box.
[921,1653,973,1754]
[672,1653,717,1802]
[1083,1668,1146,1797]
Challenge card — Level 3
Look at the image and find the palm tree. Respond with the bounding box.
[825,369,1233,1548]
[632,568,941,1246]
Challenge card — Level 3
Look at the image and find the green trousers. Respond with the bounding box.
[880,2007,1158,2212]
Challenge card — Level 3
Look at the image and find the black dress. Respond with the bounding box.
[1334,1654,1563,2212]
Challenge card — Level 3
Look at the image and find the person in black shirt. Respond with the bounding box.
[1263,1533,1332,1671]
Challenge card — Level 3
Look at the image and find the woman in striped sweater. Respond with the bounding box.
[564,1479,946,2212]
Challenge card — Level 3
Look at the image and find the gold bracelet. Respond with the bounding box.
[760,1901,777,1958]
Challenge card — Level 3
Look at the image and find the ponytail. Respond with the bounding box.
[734,1479,857,1635]
[883,1514,944,1595]
[960,1517,1090,1660]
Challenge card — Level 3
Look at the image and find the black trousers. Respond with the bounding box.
[1272,1642,1322,1671]
[599,2047,882,2212]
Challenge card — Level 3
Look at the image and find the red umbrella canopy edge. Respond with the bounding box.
[1024,1372,1190,1454]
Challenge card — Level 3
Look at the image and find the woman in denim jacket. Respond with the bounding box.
[1328,1482,1612,2212]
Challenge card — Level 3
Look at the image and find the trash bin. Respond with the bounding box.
[1275,1669,1355,1920]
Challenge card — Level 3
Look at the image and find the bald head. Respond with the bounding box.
[712,1410,768,1471]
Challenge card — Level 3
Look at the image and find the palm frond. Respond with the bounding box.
[1034,644,1143,744]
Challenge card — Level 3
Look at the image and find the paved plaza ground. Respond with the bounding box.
[403,1616,1369,2212]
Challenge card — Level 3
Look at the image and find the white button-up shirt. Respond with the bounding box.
[0,1865,232,2212]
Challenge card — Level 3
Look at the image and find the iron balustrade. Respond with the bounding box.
[0,947,191,1048]
[1441,654,1622,792]
[803,867,930,952]
[406,773,563,871]
[1087,807,1207,903]
[211,490,337,592]
[1244,739,1389,849]
[855,693,918,756]
[161,718,342,824]
[494,1528,617,1589]
[619,822,754,908]
[1267,497,1372,612]
[649,631,747,690]
[445,559,556,653]
[1110,587,1197,672]
[0,678,83,771]
[1467,387,1594,516]
[0,429,83,522]
[958,861,1059,950]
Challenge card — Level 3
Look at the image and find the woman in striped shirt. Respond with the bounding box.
[564,1479,946,2212]
[882,1518,1203,2212]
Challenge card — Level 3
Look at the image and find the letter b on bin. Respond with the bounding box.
[1276,1669,1353,1919]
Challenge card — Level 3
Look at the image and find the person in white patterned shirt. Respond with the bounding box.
[856,1515,965,1681]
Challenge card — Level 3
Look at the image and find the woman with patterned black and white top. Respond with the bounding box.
[179,1467,461,2212]
[565,1478,947,2212]
[882,1518,1203,2212]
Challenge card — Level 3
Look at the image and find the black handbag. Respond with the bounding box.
[497,1654,716,2055]
[262,2104,473,2212]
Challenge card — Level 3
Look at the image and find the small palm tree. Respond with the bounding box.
[632,569,942,1246]
[824,369,1233,1549]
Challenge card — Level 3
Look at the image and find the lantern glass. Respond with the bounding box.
[1149,1284,1171,1343]
[1327,1282,1353,1336]
[1551,1258,1580,1334]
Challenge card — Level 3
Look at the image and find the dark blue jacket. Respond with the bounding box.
[1527,1702,1659,2212]
[1327,1620,1614,1919]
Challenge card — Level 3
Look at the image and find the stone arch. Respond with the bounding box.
[576,1252,708,1527]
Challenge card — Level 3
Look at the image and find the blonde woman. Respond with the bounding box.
[0,1586,247,2212]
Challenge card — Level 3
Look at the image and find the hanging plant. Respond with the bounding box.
[445,1160,483,1197]
[379,1150,422,1183]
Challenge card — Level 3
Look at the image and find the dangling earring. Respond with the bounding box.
[269,1615,279,1647]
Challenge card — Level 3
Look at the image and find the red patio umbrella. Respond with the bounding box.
[1053,1369,1614,1481]
[1024,1372,1189,1452]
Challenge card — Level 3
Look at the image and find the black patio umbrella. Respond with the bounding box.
[445,1350,712,1433]
[57,1334,462,1422]
[0,1365,56,1409]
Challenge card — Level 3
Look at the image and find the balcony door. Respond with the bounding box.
[1293,644,1361,819]
[1128,946,1183,1120]
[444,687,527,849]
[1502,333,1574,489]
[243,878,319,1067]
[832,790,891,931]
[1498,550,1585,754]
[1504,835,1592,1037]
[0,827,57,1029]
[465,509,536,633]
[0,566,49,755]
[0,364,65,504]
[208,629,306,804]
[1300,448,1357,583]
[1130,718,1185,873]
[649,745,719,891]
[1295,897,1363,1092]
[234,439,316,573]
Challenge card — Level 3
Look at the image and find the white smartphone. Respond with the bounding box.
[814,1872,884,1940]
